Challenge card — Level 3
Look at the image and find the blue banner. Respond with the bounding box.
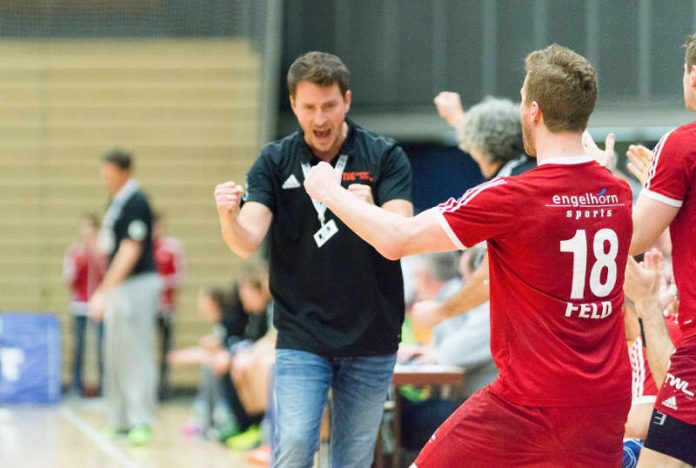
[0,313,61,405]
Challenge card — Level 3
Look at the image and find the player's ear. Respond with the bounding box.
[689,65,696,87]
[343,90,352,112]
[530,101,541,123]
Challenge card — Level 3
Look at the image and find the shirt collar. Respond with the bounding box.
[113,178,139,204]
[538,155,594,166]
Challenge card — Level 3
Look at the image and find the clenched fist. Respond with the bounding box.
[214,181,245,218]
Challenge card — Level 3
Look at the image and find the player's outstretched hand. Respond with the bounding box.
[626,144,653,186]
[214,181,245,219]
[582,130,616,169]
[304,161,341,202]
[412,300,447,329]
[434,91,465,129]
[624,249,663,311]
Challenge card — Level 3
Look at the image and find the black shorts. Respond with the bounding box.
[644,410,696,466]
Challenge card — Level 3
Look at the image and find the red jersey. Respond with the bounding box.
[153,236,185,314]
[630,314,683,403]
[435,156,632,406]
[644,121,696,339]
[63,244,106,309]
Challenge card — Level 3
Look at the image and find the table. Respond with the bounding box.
[375,364,465,468]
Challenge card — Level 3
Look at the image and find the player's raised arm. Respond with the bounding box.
[304,162,455,260]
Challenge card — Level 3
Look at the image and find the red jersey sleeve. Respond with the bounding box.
[434,177,517,249]
[644,129,693,207]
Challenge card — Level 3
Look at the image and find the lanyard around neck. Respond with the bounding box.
[301,154,349,225]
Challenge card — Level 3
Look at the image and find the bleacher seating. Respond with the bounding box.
[0,38,262,388]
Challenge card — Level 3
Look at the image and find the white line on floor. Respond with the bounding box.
[58,406,139,468]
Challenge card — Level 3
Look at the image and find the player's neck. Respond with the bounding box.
[534,130,586,163]
[480,161,502,178]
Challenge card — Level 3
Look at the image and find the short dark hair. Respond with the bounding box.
[203,287,233,312]
[103,148,132,171]
[524,44,597,133]
[287,51,350,97]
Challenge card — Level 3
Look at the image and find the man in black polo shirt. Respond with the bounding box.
[214,51,413,467]
[90,149,161,446]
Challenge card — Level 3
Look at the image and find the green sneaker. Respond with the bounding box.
[216,421,241,442]
[225,425,261,451]
[127,425,152,446]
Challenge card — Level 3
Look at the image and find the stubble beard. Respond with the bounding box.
[522,120,536,157]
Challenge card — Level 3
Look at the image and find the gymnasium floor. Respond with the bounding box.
[0,398,254,468]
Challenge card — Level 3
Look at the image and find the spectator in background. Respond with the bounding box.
[169,287,237,439]
[434,93,535,178]
[398,247,496,454]
[397,252,460,453]
[62,213,107,396]
[90,148,162,447]
[168,262,271,445]
[402,245,496,397]
[221,262,272,447]
[152,211,186,400]
[412,96,536,332]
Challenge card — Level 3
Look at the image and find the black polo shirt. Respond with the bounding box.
[495,154,536,178]
[110,190,156,276]
[245,121,412,358]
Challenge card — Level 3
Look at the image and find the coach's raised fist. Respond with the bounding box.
[214,181,244,218]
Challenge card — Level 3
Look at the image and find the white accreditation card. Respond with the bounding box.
[313,219,339,248]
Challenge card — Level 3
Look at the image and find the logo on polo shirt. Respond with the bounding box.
[342,171,373,183]
[282,174,301,189]
[128,220,147,241]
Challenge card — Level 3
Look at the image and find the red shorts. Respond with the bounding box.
[414,387,630,468]
[653,333,696,425]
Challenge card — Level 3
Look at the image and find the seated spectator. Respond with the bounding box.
[403,246,496,395]
[397,248,496,454]
[225,325,276,451]
[221,263,273,449]
[168,287,236,439]
[168,262,271,441]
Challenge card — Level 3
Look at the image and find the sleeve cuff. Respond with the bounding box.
[640,189,683,208]
[434,208,467,251]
